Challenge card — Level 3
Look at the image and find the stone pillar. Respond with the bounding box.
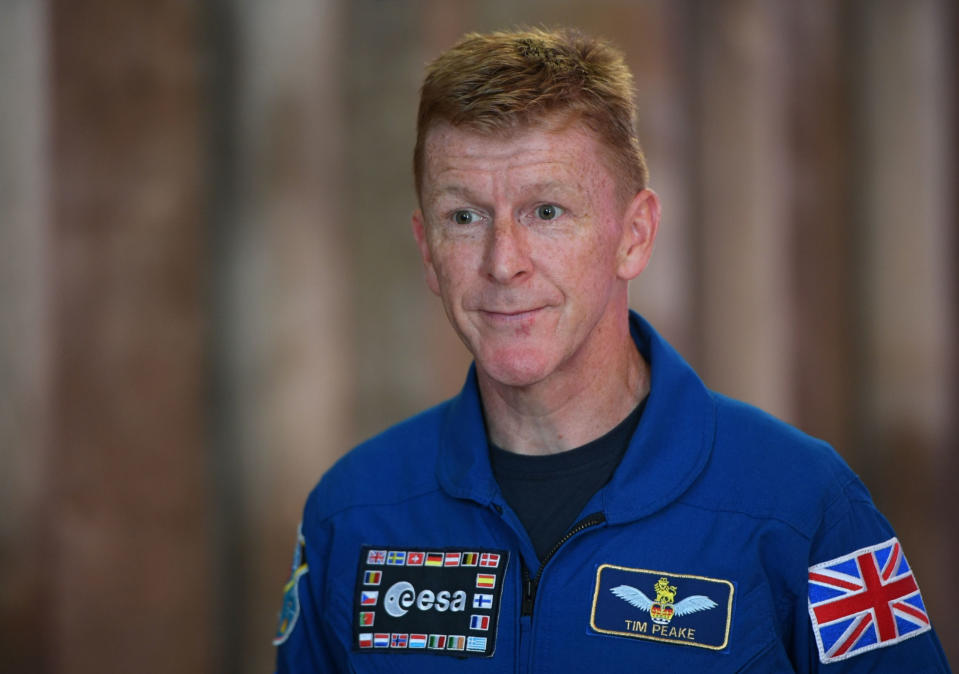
[781,1,856,454]
[851,0,957,655]
[695,0,794,420]
[0,1,52,670]
[48,1,212,671]
[207,1,353,671]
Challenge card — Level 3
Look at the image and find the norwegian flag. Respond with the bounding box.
[807,537,931,663]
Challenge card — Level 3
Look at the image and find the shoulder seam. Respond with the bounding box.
[675,500,814,541]
[309,485,446,524]
[815,474,874,538]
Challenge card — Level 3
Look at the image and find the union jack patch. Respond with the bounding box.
[807,537,931,663]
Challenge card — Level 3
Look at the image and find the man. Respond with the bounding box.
[274,28,949,672]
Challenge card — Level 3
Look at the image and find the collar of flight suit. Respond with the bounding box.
[435,311,716,526]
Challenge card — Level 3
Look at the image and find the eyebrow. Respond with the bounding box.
[428,181,573,206]
[429,184,475,201]
[518,181,571,196]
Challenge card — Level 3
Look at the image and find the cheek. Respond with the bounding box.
[430,243,476,295]
[559,233,622,295]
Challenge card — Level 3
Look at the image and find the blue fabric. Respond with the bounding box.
[276,312,950,672]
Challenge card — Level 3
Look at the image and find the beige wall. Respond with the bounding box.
[1,1,955,671]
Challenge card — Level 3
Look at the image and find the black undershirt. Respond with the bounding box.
[489,398,646,563]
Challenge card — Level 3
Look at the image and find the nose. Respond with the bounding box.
[484,215,531,284]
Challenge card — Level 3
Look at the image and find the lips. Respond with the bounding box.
[482,307,540,317]
[477,306,546,325]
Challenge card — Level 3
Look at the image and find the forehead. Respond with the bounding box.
[420,120,617,199]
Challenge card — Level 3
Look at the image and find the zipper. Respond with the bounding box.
[521,512,606,616]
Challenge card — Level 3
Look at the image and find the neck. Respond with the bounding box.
[478,313,648,455]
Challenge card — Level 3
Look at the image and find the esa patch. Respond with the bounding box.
[807,537,931,663]
[353,545,508,657]
[273,523,308,646]
[589,564,734,650]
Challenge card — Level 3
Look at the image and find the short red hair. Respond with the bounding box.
[414,27,649,200]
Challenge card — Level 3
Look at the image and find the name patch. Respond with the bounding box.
[589,564,734,650]
[353,546,508,657]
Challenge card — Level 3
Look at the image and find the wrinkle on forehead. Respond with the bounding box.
[421,123,606,208]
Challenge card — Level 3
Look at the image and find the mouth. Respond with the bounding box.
[477,307,545,324]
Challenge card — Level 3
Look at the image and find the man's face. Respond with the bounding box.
[412,119,657,390]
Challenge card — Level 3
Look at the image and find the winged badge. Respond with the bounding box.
[611,577,717,625]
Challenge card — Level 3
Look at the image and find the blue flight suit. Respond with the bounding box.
[275,312,950,672]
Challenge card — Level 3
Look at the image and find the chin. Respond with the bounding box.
[476,347,557,389]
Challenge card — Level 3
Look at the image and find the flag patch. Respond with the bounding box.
[479,552,501,568]
[473,593,493,609]
[352,546,508,657]
[470,614,490,631]
[807,537,931,663]
[467,636,488,652]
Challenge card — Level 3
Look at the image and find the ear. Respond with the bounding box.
[617,188,660,281]
[411,209,441,296]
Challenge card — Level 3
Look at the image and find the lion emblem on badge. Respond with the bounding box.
[611,576,717,625]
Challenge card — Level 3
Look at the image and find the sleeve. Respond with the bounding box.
[792,476,951,672]
[274,498,348,673]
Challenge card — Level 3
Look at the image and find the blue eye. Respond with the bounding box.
[535,204,563,220]
[452,210,477,225]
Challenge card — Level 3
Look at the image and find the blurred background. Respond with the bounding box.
[1,0,955,671]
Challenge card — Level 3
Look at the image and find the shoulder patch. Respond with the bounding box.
[807,536,931,663]
[353,546,508,658]
[273,523,308,646]
[589,564,734,650]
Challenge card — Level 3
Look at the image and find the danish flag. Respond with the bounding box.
[479,552,501,568]
[807,537,931,663]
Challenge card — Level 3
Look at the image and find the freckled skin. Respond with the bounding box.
[412,119,660,454]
